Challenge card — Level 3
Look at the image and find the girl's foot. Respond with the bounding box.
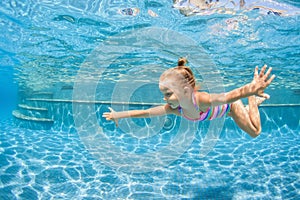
[255,94,268,106]
[245,94,269,111]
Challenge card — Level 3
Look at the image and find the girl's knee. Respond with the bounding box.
[249,127,261,138]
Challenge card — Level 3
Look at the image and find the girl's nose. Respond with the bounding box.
[163,95,170,101]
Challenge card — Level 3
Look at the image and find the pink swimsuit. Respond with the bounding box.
[178,93,231,121]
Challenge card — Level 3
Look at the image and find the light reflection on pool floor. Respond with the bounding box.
[0,118,299,199]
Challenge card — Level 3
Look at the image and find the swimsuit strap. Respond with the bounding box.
[178,105,182,114]
[178,92,202,121]
[178,92,200,114]
[191,92,201,112]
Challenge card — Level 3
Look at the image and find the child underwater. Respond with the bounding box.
[103,58,275,138]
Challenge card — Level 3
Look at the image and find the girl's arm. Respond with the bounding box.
[197,65,275,107]
[102,104,177,127]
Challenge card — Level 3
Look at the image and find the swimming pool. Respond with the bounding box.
[1,0,299,199]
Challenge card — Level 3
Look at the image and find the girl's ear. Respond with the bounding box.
[183,86,192,96]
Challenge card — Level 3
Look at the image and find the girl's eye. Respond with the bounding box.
[165,92,172,97]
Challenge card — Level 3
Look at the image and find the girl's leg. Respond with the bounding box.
[228,96,265,138]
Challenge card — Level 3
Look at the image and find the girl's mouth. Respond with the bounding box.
[168,103,178,109]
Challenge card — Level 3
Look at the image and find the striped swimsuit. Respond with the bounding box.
[178,93,231,121]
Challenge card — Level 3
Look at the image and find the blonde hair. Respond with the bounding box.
[174,57,197,89]
[160,57,198,90]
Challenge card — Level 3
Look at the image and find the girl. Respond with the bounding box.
[103,58,275,138]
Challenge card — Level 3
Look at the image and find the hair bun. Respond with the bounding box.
[178,57,188,66]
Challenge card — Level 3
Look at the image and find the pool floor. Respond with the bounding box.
[0,116,299,199]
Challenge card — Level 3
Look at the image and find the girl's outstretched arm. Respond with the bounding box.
[102,104,176,127]
[198,65,276,107]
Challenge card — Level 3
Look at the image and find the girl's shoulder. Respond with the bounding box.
[194,91,211,109]
[195,91,209,100]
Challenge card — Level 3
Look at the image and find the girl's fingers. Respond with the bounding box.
[103,107,114,120]
[254,66,259,77]
[264,67,272,79]
[266,74,276,85]
[103,107,118,127]
[259,64,267,77]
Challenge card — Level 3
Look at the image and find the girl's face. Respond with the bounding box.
[159,76,185,109]
[159,85,180,109]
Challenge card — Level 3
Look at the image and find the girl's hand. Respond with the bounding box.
[102,107,119,127]
[250,65,276,99]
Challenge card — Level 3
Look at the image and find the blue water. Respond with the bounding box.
[1,0,299,199]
